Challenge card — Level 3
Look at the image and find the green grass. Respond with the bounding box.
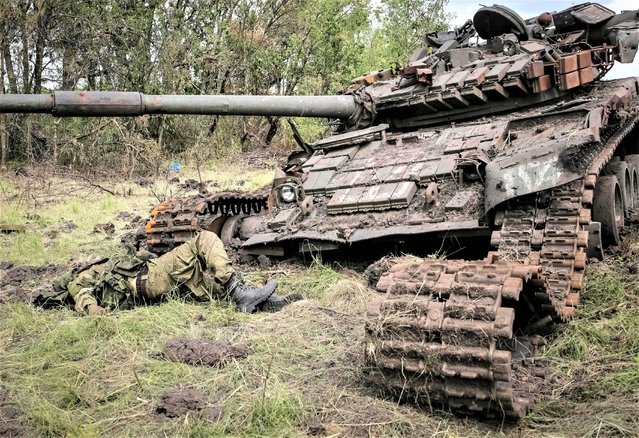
[0,161,274,266]
[4,168,639,436]
[0,194,122,265]
[526,234,639,436]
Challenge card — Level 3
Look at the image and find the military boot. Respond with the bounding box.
[225,273,277,313]
[258,293,304,312]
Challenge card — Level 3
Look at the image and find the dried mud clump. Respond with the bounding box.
[364,257,399,288]
[154,388,223,421]
[155,388,204,418]
[0,263,64,305]
[165,337,252,367]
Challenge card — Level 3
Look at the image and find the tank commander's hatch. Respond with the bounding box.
[473,4,527,41]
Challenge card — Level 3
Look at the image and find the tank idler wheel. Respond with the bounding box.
[605,160,630,215]
[593,175,624,247]
[624,154,639,209]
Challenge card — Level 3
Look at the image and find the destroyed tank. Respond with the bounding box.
[2,2,639,419]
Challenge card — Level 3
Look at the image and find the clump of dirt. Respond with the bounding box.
[59,219,77,232]
[164,338,252,367]
[0,388,25,437]
[257,254,272,269]
[93,222,115,236]
[364,257,399,288]
[153,388,202,419]
[119,209,150,250]
[0,263,65,304]
[307,420,326,436]
[116,211,144,229]
[154,388,223,421]
[136,177,154,187]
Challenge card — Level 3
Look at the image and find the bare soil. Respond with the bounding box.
[164,337,253,367]
[154,388,223,421]
[156,388,195,416]
[0,389,24,438]
[0,262,64,304]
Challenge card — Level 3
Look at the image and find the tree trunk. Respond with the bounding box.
[0,41,7,170]
[20,3,31,94]
[61,45,75,90]
[33,2,51,94]
[157,115,165,152]
[2,42,18,94]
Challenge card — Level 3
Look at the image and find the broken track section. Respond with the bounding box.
[365,260,548,418]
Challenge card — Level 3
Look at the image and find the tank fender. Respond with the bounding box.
[485,143,583,213]
[485,82,638,213]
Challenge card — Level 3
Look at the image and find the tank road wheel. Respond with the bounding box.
[593,176,624,247]
[605,160,631,214]
[220,215,245,246]
[624,154,639,208]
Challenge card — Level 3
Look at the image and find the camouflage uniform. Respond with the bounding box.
[67,231,235,312]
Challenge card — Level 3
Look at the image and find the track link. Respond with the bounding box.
[493,180,587,322]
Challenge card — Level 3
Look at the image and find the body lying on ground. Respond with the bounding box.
[54,231,301,315]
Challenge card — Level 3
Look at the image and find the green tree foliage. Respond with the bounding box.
[0,0,449,170]
[359,0,449,73]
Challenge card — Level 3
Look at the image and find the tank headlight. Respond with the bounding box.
[503,40,518,56]
[280,184,297,203]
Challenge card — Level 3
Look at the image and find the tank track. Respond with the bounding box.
[366,260,547,417]
[365,116,639,418]
[145,192,268,253]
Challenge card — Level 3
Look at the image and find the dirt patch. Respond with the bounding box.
[154,388,204,418]
[164,338,252,367]
[0,388,25,438]
[93,222,115,236]
[0,263,65,304]
[154,388,223,421]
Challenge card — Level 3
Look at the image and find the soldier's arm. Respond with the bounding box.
[66,267,101,313]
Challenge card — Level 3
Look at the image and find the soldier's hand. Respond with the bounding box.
[86,304,107,316]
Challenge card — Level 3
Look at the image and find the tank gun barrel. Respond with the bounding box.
[0,91,358,119]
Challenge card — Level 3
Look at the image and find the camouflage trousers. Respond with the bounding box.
[144,231,235,300]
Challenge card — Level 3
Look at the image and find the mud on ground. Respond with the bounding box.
[0,388,24,438]
[154,388,223,421]
[164,337,253,367]
[0,262,65,305]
